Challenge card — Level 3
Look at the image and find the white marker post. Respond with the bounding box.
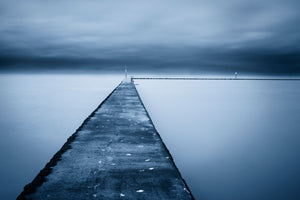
[125,65,128,80]
[123,65,131,83]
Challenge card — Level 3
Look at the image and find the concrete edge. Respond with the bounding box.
[132,82,196,200]
[17,82,122,200]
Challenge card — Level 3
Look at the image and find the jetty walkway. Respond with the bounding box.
[18,81,194,200]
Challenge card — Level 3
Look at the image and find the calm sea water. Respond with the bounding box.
[0,74,299,200]
[0,74,122,199]
[136,80,300,200]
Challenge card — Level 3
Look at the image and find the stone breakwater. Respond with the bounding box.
[18,81,194,200]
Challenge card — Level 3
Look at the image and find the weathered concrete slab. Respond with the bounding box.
[18,82,194,200]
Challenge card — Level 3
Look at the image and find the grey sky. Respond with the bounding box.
[0,0,299,74]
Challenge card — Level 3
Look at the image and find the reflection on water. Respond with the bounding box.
[136,80,300,200]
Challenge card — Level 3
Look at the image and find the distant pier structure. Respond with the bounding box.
[124,65,128,80]
[18,81,194,200]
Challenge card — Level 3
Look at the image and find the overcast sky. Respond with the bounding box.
[0,0,299,74]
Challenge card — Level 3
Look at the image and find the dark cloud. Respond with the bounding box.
[0,0,299,74]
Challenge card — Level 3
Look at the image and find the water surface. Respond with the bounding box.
[136,80,300,200]
[1,75,299,200]
[0,74,121,199]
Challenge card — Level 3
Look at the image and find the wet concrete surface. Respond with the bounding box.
[18,81,194,200]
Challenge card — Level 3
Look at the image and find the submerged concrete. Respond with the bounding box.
[18,81,194,200]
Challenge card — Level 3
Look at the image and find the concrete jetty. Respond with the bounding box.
[132,77,300,81]
[18,81,194,200]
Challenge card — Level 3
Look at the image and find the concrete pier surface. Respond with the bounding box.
[18,81,194,200]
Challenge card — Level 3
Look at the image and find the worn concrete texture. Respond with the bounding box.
[18,81,194,200]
